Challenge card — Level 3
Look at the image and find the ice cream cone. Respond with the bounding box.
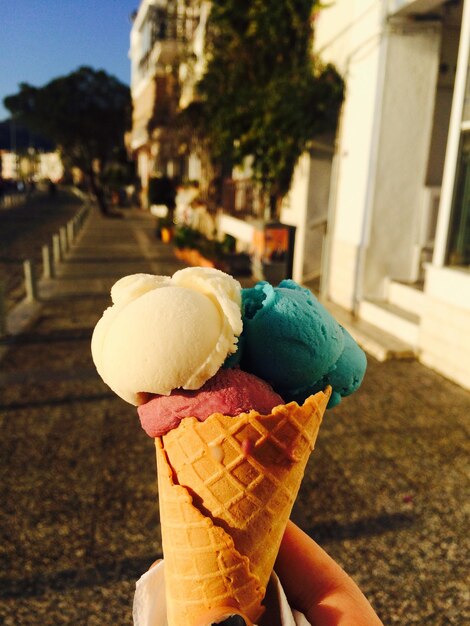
[156,387,331,626]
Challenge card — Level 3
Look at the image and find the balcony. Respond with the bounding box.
[221,178,263,219]
[138,2,200,72]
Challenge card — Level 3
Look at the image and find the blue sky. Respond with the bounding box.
[0,0,139,120]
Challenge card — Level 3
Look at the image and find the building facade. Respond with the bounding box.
[128,0,205,208]
[128,0,470,390]
[285,0,470,390]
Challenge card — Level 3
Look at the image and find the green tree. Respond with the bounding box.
[183,0,344,215]
[4,66,132,215]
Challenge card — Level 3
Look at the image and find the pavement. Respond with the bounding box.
[0,204,469,625]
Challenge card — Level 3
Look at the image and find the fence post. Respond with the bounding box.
[0,281,6,336]
[67,221,74,246]
[60,227,68,256]
[53,234,61,265]
[23,259,37,302]
[42,244,53,278]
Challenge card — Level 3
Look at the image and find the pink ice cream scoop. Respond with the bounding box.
[137,368,284,437]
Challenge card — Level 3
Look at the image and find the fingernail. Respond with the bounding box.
[212,615,247,626]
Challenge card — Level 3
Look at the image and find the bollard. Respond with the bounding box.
[53,234,61,264]
[0,281,6,336]
[67,221,74,246]
[59,227,68,256]
[23,259,37,302]
[42,244,53,279]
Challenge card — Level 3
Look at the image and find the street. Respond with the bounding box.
[0,199,469,625]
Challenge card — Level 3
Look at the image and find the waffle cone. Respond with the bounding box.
[156,387,331,626]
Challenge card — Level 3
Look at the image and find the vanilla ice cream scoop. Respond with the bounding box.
[91,267,242,405]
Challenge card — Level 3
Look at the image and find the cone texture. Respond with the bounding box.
[156,388,331,626]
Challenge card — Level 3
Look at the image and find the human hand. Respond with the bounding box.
[273,520,384,626]
[153,521,382,626]
[193,521,383,626]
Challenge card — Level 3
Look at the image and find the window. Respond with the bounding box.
[448,130,470,266]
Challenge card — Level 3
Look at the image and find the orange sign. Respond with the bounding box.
[253,227,289,261]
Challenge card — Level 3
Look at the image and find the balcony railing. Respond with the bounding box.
[221,178,262,219]
[137,3,200,76]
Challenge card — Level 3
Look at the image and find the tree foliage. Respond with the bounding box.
[4,66,132,213]
[183,0,344,208]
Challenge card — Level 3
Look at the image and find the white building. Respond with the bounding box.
[128,0,470,390]
[284,0,470,390]
[128,0,203,207]
[1,150,63,182]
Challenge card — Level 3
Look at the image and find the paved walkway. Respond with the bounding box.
[0,206,469,625]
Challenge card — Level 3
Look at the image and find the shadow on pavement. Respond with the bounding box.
[308,511,416,543]
[0,553,160,600]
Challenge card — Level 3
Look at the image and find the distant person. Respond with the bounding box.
[27,180,36,196]
[48,179,56,196]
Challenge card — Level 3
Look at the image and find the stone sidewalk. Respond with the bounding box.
[0,206,469,625]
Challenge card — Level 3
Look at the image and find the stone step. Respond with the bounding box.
[322,299,416,362]
[359,299,420,348]
[387,280,425,317]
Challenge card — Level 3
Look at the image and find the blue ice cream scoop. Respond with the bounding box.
[238,280,366,408]
[300,326,367,408]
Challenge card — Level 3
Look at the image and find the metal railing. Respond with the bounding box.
[0,192,28,210]
[221,178,263,219]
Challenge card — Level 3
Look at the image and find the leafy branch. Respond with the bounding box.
[179,0,344,212]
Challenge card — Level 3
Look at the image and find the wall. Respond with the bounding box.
[314,0,385,309]
[280,153,310,282]
[364,21,441,296]
[303,147,333,281]
[179,1,210,108]
[36,152,64,182]
[421,0,470,391]
[1,151,63,182]
[131,77,156,151]
[129,0,152,92]
[420,265,470,390]
[1,152,17,179]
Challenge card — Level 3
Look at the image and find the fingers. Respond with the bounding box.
[275,521,384,626]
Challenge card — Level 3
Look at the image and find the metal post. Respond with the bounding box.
[67,221,74,246]
[42,244,53,278]
[60,227,68,256]
[53,234,61,264]
[23,259,37,302]
[0,281,6,336]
